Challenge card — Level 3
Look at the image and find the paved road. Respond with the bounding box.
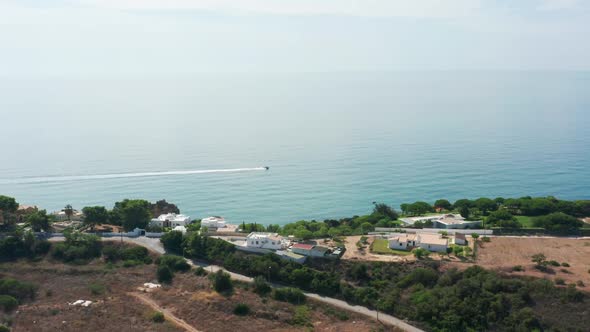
[48,235,423,331]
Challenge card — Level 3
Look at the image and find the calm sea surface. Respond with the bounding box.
[1,72,589,224]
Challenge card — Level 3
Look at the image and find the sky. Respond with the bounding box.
[0,0,589,76]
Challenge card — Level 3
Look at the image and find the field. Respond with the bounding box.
[515,215,534,227]
[474,237,590,288]
[0,244,387,332]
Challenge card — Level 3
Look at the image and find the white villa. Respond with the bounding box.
[201,216,226,229]
[150,213,191,228]
[388,233,449,252]
[52,210,85,222]
[246,232,285,250]
[400,214,482,229]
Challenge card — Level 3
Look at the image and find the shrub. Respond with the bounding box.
[123,259,143,268]
[156,255,190,272]
[412,248,430,259]
[157,265,173,284]
[323,307,349,321]
[0,278,37,301]
[89,283,105,295]
[512,265,524,272]
[121,246,150,262]
[0,295,18,312]
[554,278,565,285]
[151,311,165,323]
[0,325,9,332]
[563,284,584,302]
[233,303,250,316]
[561,262,570,267]
[548,260,560,267]
[576,280,585,287]
[194,267,207,276]
[212,270,233,293]
[292,305,311,326]
[481,236,491,242]
[253,276,271,295]
[102,246,120,262]
[51,233,102,263]
[273,288,305,304]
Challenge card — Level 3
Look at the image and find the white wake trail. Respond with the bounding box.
[1,167,267,184]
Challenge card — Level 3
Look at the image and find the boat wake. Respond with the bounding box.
[1,167,268,185]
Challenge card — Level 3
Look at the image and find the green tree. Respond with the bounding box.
[400,203,410,215]
[0,196,18,213]
[459,206,470,219]
[453,199,474,210]
[81,206,108,229]
[160,231,183,253]
[574,200,590,217]
[434,199,452,211]
[26,210,51,232]
[533,212,582,233]
[372,203,399,220]
[294,228,313,240]
[474,198,497,215]
[486,210,520,228]
[112,199,152,231]
[521,197,557,216]
[406,202,433,216]
[63,204,74,221]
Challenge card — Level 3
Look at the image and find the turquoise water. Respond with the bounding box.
[1,72,589,224]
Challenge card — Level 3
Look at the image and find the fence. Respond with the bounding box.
[372,228,493,236]
[34,228,164,239]
[491,227,590,237]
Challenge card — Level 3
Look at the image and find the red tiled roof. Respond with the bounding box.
[292,243,314,250]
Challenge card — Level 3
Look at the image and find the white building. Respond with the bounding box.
[400,214,481,229]
[201,216,226,229]
[172,225,188,234]
[453,233,467,245]
[150,213,191,228]
[388,234,418,250]
[246,232,284,250]
[388,233,448,253]
[52,210,85,222]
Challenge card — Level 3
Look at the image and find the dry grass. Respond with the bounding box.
[0,246,388,332]
[472,237,590,288]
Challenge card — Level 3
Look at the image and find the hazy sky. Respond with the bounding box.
[0,0,589,76]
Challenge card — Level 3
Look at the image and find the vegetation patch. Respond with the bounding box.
[150,311,165,323]
[370,239,412,256]
[233,303,250,316]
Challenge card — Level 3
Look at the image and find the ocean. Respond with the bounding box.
[1,71,589,225]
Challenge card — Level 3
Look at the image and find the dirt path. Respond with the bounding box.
[129,292,201,332]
